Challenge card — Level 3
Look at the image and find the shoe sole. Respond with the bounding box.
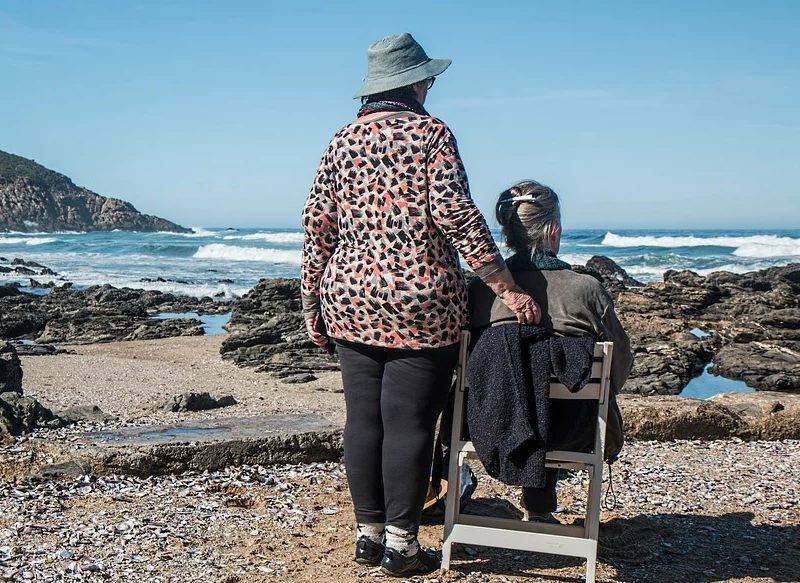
[379,565,439,577]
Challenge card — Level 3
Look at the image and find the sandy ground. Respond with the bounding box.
[2,336,799,582]
[19,335,347,426]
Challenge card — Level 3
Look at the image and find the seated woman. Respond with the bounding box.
[468,179,633,522]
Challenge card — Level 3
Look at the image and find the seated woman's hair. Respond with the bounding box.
[495,180,561,255]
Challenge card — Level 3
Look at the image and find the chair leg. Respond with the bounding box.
[584,544,598,583]
[441,539,453,570]
[442,449,465,570]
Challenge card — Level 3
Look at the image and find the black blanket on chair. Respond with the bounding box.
[466,324,595,488]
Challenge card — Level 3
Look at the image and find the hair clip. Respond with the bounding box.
[500,195,538,206]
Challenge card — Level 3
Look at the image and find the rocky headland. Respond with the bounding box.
[0,150,189,233]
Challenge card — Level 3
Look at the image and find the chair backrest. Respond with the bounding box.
[454,330,614,449]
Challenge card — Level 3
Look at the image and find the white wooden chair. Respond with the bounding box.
[442,330,614,583]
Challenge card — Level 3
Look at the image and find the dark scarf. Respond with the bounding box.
[357,98,429,117]
[506,248,571,272]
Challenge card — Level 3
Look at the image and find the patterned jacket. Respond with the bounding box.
[301,111,504,349]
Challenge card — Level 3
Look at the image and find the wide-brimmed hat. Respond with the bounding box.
[354,33,451,98]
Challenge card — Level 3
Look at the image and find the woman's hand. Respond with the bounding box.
[498,285,542,325]
[305,312,330,349]
[481,266,542,325]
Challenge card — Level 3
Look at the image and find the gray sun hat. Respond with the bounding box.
[354,33,451,98]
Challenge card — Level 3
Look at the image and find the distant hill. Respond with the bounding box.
[0,150,190,233]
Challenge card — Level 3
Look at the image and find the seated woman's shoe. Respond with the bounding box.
[354,537,384,566]
[381,546,440,577]
[521,510,561,524]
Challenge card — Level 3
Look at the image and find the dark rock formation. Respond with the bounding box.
[585,255,644,294]
[162,392,237,412]
[0,343,114,442]
[0,281,230,344]
[0,343,67,443]
[0,149,189,233]
[610,263,799,394]
[221,279,339,382]
[0,341,23,394]
[8,341,63,356]
[220,259,798,394]
[1,391,66,443]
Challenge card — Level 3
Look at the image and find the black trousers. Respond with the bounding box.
[522,470,559,513]
[335,339,459,532]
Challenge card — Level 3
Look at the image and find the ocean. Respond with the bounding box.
[1,228,799,298]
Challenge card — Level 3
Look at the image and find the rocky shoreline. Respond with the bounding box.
[216,259,800,396]
[1,255,798,447]
[1,257,230,346]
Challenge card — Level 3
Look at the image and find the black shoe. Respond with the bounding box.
[381,546,440,577]
[354,537,384,566]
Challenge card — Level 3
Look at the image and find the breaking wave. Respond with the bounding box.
[0,236,58,246]
[222,232,305,243]
[193,243,301,264]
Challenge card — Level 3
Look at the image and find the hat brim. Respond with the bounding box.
[354,58,451,98]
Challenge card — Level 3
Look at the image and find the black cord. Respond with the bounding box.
[603,462,618,511]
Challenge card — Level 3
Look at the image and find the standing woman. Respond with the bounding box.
[301,33,539,577]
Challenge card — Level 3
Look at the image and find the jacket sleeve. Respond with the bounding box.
[598,295,633,395]
[427,125,505,278]
[300,146,338,317]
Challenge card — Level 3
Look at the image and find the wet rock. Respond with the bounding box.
[624,339,715,395]
[12,258,47,269]
[711,342,800,392]
[58,405,114,424]
[163,392,238,413]
[9,341,62,356]
[1,282,230,343]
[38,314,203,344]
[0,341,23,394]
[616,263,800,394]
[586,255,644,288]
[221,279,338,381]
[570,256,642,299]
[124,318,204,342]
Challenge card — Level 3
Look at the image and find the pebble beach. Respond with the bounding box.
[2,336,799,582]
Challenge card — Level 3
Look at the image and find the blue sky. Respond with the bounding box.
[1,0,798,230]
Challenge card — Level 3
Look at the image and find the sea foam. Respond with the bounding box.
[733,241,800,258]
[193,243,301,264]
[222,232,305,244]
[0,236,58,246]
[602,232,800,251]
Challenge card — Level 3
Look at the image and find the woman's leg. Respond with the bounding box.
[336,340,387,526]
[381,344,460,537]
[521,468,559,514]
